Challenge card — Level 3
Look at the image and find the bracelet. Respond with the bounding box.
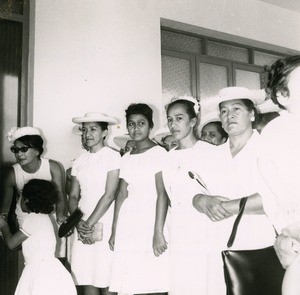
[0,213,8,221]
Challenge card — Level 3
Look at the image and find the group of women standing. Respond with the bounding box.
[1,55,300,295]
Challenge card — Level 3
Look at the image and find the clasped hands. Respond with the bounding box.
[193,194,232,222]
[76,220,96,245]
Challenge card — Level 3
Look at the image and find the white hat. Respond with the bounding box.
[72,112,118,125]
[256,98,282,114]
[153,127,172,145]
[203,87,266,113]
[197,111,221,134]
[6,126,41,143]
[113,134,131,150]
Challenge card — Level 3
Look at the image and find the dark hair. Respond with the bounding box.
[15,135,44,157]
[166,99,197,119]
[22,179,58,214]
[125,103,154,129]
[265,55,300,109]
[95,122,108,131]
[96,122,108,140]
[205,121,228,141]
[253,111,280,133]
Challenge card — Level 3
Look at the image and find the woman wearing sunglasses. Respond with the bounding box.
[0,126,67,258]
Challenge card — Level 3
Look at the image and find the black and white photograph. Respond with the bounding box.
[1,1,300,294]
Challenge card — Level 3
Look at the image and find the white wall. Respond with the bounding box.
[32,0,300,168]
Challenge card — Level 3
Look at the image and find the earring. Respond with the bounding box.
[251,117,255,122]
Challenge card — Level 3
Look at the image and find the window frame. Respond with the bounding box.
[161,26,290,102]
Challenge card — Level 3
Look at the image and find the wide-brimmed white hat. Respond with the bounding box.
[203,87,266,113]
[6,126,41,143]
[153,126,172,145]
[72,112,118,125]
[113,134,132,150]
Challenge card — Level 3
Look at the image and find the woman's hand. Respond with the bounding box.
[76,221,95,244]
[109,231,116,251]
[78,233,95,245]
[77,231,95,245]
[56,214,67,225]
[193,194,232,222]
[153,232,168,257]
[77,220,94,235]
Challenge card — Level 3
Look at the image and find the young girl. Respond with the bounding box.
[109,103,169,295]
[0,179,76,295]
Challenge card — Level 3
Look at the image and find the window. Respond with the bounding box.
[161,28,286,106]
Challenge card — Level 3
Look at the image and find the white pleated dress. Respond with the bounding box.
[69,147,121,287]
[109,146,170,294]
[15,213,76,295]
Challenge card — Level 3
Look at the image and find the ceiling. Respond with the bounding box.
[259,0,300,13]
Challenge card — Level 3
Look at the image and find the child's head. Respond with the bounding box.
[22,179,58,214]
[161,135,178,151]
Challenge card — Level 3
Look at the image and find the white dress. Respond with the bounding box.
[69,147,120,287]
[15,213,76,295]
[162,140,223,295]
[203,132,275,294]
[163,137,275,295]
[109,146,169,294]
[13,158,65,258]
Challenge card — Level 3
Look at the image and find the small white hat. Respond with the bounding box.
[197,111,221,134]
[153,127,172,145]
[72,112,118,125]
[113,134,132,150]
[6,126,41,143]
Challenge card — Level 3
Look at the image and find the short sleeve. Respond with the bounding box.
[106,149,121,172]
[153,147,168,174]
[119,153,129,179]
[20,214,39,237]
[71,157,79,177]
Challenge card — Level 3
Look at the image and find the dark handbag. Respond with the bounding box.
[58,208,83,238]
[222,197,285,295]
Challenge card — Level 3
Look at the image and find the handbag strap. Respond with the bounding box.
[227,197,248,248]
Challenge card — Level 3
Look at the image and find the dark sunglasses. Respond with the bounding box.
[10,146,32,154]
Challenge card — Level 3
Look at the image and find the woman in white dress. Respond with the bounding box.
[193,87,276,293]
[1,126,67,258]
[0,179,76,295]
[257,55,300,295]
[155,97,225,295]
[68,112,121,295]
[109,103,169,295]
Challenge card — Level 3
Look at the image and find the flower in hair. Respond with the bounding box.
[176,95,200,114]
[6,127,19,143]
